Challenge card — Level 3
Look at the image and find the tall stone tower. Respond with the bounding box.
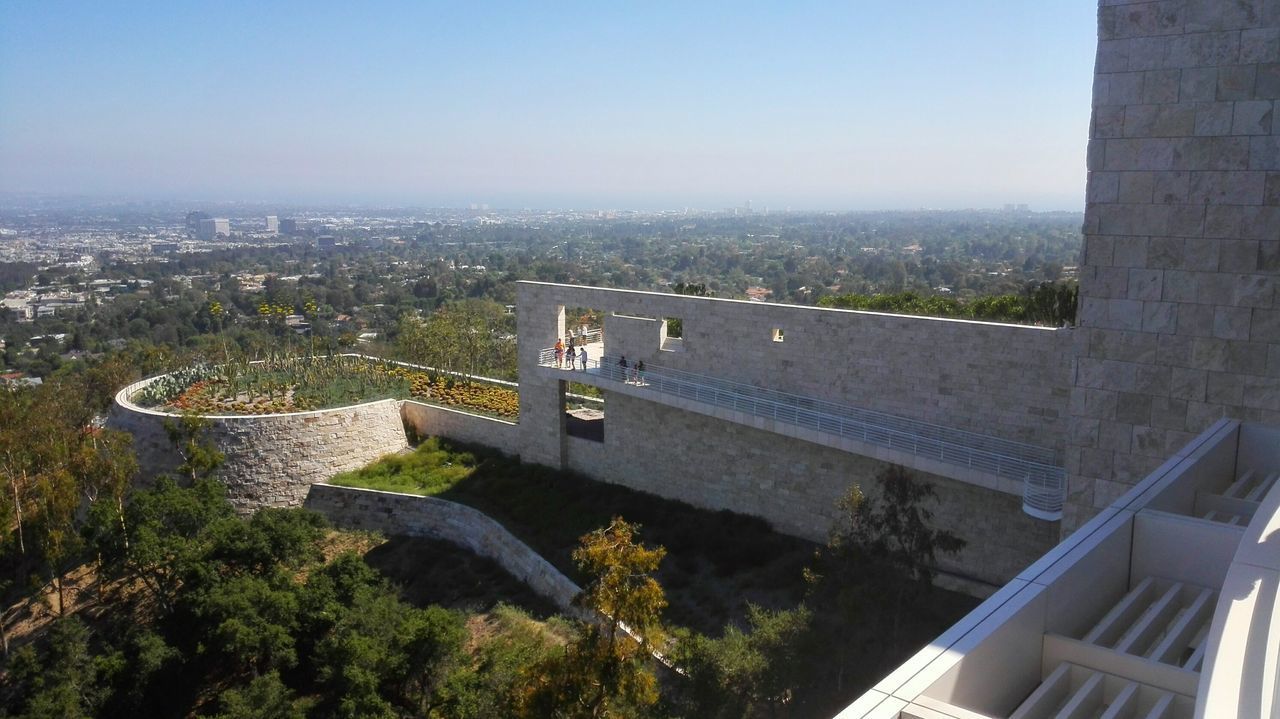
[1066,0,1280,531]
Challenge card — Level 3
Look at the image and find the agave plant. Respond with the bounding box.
[132,364,218,407]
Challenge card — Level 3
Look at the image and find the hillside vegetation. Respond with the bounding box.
[2,371,978,718]
[333,439,980,717]
[818,280,1078,326]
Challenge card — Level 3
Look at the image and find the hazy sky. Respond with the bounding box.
[0,2,1097,211]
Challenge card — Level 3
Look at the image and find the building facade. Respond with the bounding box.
[196,217,230,240]
[513,282,1072,589]
[1064,0,1280,534]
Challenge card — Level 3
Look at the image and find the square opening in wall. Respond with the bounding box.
[772,328,785,342]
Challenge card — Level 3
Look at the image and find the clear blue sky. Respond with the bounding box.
[0,2,1097,210]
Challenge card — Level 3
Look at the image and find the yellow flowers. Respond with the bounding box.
[407,372,519,418]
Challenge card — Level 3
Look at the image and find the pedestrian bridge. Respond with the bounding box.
[537,344,1066,521]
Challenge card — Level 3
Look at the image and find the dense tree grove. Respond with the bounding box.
[818,281,1078,326]
[396,299,516,381]
[0,373,557,717]
[0,398,569,717]
[2,481,507,717]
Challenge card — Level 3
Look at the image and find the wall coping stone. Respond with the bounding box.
[518,280,1072,331]
[401,399,519,428]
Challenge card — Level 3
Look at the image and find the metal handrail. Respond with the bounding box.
[561,327,602,344]
[537,347,1066,518]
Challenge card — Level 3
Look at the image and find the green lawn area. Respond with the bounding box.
[330,437,480,495]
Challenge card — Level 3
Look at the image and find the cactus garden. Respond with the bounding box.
[130,354,520,418]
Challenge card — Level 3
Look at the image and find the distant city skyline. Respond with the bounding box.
[0,2,1096,211]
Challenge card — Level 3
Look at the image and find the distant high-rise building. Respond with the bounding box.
[184,211,210,233]
[265,216,278,233]
[196,218,230,241]
[317,235,336,249]
[279,218,298,234]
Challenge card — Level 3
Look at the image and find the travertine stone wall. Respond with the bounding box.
[1068,0,1280,532]
[605,314,666,360]
[109,387,408,511]
[566,392,1060,588]
[304,484,581,613]
[517,299,568,467]
[518,282,1072,450]
[515,282,1072,589]
[401,401,520,454]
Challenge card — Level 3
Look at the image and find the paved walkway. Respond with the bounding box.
[547,340,605,372]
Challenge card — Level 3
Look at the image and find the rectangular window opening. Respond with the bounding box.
[772,328,785,342]
[662,317,685,352]
[565,382,604,442]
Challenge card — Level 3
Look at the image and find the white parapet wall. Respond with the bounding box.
[109,376,409,511]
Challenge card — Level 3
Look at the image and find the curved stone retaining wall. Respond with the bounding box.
[109,377,409,511]
[304,483,582,613]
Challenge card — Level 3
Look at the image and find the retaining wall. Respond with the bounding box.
[304,483,581,612]
[400,400,521,454]
[566,391,1060,588]
[109,379,408,511]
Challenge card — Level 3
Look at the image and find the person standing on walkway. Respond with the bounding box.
[567,337,576,369]
[554,339,564,368]
[618,355,628,382]
[636,360,645,385]
[579,346,588,371]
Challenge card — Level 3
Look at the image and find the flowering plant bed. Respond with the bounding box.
[402,371,519,419]
[133,354,519,418]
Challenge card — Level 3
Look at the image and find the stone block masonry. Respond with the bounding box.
[304,484,581,613]
[516,282,1072,590]
[567,392,1059,590]
[109,381,408,512]
[400,400,520,455]
[1068,0,1280,534]
[518,282,1073,452]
